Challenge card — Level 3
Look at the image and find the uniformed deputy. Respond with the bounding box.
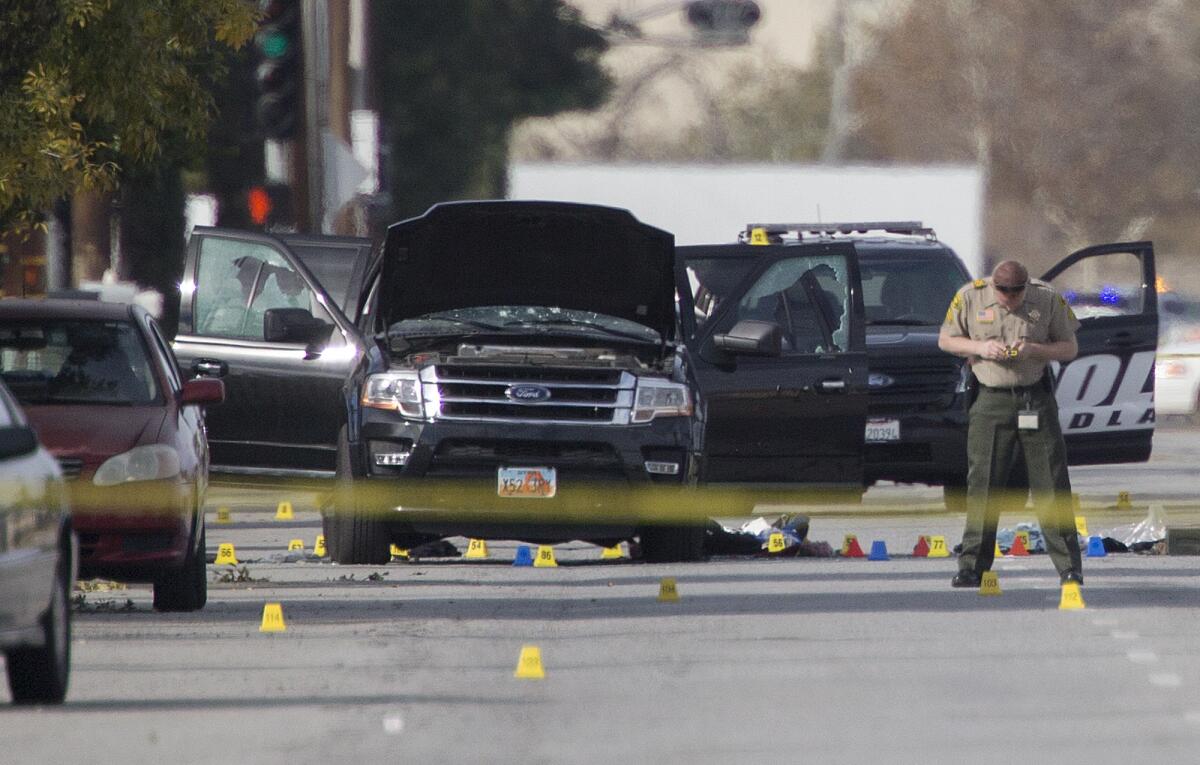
[938,260,1083,588]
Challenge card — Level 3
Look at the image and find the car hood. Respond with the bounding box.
[23,406,165,467]
[379,201,676,340]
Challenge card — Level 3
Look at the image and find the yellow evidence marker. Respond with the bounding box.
[533,545,558,568]
[464,539,489,559]
[657,577,680,602]
[287,539,304,552]
[927,535,951,558]
[767,532,786,554]
[1075,516,1089,537]
[313,535,327,557]
[749,227,770,245]
[390,544,409,560]
[215,506,231,524]
[214,543,238,565]
[994,541,1004,558]
[978,571,1002,596]
[1059,582,1085,610]
[514,645,545,679]
[260,603,286,632]
[1116,491,1132,510]
[600,543,624,560]
[275,501,294,520]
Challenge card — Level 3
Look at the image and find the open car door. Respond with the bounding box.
[677,242,868,505]
[174,227,370,478]
[1042,242,1157,465]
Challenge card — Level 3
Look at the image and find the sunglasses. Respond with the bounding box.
[994,283,1026,295]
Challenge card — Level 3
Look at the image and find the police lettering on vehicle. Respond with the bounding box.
[1052,350,1155,433]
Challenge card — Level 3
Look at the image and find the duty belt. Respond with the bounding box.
[979,382,1042,393]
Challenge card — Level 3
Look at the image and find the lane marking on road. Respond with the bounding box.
[1126,650,1159,665]
[1148,673,1183,688]
[382,713,405,735]
[1110,630,1140,640]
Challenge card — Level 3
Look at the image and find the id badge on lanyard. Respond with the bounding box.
[1017,391,1038,430]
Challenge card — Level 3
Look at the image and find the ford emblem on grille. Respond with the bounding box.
[505,384,552,403]
[867,373,895,389]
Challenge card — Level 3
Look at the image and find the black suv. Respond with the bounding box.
[174,202,873,562]
[741,223,1161,507]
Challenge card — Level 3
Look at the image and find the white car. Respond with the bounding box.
[1156,340,1200,421]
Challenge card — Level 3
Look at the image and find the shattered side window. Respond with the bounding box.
[194,238,331,341]
[733,255,851,354]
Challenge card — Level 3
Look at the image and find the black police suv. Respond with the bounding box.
[738,223,1159,509]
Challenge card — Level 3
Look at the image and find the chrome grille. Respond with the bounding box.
[56,456,83,480]
[424,365,636,424]
[867,361,961,415]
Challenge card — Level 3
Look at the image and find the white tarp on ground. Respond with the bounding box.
[509,163,985,276]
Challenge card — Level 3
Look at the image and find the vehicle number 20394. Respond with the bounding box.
[497,467,557,498]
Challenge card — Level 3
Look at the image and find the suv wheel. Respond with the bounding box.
[330,427,391,565]
[7,551,71,704]
[153,521,208,612]
[639,525,706,563]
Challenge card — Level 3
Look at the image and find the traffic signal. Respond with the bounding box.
[255,0,302,139]
[684,0,761,44]
[245,184,293,228]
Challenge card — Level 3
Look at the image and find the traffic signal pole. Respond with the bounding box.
[301,0,328,233]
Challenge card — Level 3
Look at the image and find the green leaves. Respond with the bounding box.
[0,0,257,233]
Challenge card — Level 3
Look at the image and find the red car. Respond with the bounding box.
[0,299,223,611]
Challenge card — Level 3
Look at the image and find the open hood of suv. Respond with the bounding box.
[379,201,676,340]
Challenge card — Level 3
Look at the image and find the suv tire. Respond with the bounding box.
[153,520,208,612]
[330,427,391,565]
[7,549,71,704]
[639,525,706,563]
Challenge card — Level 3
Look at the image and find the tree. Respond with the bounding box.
[0,0,258,234]
[370,0,611,222]
[845,0,1200,269]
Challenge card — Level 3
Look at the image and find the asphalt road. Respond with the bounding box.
[4,426,1200,764]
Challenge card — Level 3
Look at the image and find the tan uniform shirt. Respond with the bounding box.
[942,277,1080,387]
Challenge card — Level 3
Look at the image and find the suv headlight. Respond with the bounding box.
[632,379,692,423]
[93,445,182,487]
[362,371,424,419]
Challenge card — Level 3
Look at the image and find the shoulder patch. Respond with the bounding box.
[973,279,986,288]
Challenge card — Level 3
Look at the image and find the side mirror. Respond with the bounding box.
[180,377,225,406]
[264,307,329,344]
[0,425,38,459]
[712,319,782,357]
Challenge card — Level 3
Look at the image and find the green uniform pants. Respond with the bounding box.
[958,384,1082,576]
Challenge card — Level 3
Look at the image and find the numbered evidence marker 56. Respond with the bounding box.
[215,543,238,565]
